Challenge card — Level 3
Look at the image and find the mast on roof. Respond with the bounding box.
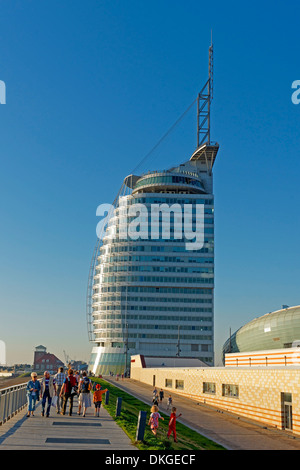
[192,36,219,174]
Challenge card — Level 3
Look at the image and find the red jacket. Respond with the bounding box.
[168,412,177,428]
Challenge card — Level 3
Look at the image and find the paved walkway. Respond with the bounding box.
[0,395,136,450]
[105,377,300,450]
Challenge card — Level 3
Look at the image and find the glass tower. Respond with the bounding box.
[88,143,219,375]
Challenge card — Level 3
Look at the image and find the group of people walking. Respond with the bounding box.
[149,387,182,442]
[26,368,107,418]
[26,370,181,443]
[152,387,173,410]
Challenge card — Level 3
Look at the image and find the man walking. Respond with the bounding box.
[54,367,66,414]
[40,371,56,417]
[60,368,77,416]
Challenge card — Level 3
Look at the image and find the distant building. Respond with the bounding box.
[33,345,64,373]
[69,360,88,372]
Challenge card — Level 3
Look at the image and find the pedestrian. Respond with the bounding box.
[159,388,164,403]
[167,394,173,410]
[167,407,182,442]
[78,371,92,417]
[40,371,56,417]
[26,372,41,417]
[148,405,164,436]
[54,367,66,414]
[153,394,159,406]
[74,370,80,386]
[93,384,108,416]
[60,368,77,416]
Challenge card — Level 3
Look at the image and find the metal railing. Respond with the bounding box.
[0,383,27,425]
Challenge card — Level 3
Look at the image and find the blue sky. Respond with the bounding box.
[0,0,299,366]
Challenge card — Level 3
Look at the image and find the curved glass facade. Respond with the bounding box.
[89,159,217,375]
[222,305,300,363]
[134,173,205,192]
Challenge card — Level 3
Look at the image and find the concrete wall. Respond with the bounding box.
[130,356,300,434]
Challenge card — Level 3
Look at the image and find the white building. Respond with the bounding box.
[87,45,219,375]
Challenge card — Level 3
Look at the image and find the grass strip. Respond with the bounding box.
[91,378,225,451]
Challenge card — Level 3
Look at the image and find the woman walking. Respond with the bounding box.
[26,372,41,417]
[78,371,92,417]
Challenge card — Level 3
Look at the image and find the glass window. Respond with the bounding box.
[203,382,216,394]
[222,384,239,398]
[175,380,184,390]
[165,379,172,388]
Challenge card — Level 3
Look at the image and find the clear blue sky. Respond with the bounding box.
[0,0,299,366]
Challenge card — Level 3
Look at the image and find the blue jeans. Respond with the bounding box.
[27,394,37,412]
[42,390,52,416]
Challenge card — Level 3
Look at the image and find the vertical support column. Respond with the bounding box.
[116,397,122,417]
[136,410,147,441]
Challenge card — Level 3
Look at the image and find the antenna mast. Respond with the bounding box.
[197,38,214,147]
[191,37,219,174]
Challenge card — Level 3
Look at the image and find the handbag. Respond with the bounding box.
[51,395,58,407]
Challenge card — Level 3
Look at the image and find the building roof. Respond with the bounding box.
[34,352,63,365]
[138,355,209,368]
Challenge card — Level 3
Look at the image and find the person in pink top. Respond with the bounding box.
[148,405,164,435]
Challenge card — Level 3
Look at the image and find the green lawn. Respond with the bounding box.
[91,378,225,451]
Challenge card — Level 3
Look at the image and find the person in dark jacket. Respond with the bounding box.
[60,368,77,416]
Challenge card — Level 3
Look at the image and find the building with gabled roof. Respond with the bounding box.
[33,345,64,373]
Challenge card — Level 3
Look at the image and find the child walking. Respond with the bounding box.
[167,407,182,442]
[148,405,164,436]
[93,384,108,416]
[167,394,172,410]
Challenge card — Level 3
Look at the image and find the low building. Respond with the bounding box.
[130,349,300,435]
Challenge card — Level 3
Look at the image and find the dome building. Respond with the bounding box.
[222,305,300,362]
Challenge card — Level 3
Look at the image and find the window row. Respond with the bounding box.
[100,243,214,255]
[95,332,212,340]
[126,196,213,205]
[165,379,184,390]
[203,382,239,398]
[98,255,214,264]
[93,305,212,313]
[163,381,239,398]
[93,314,212,323]
[94,323,212,332]
[98,265,214,274]
[97,275,214,285]
[103,237,213,248]
[97,286,213,295]
[93,295,212,305]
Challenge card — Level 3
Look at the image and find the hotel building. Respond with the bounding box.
[87,45,218,375]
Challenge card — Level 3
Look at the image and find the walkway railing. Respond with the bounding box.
[0,383,27,425]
